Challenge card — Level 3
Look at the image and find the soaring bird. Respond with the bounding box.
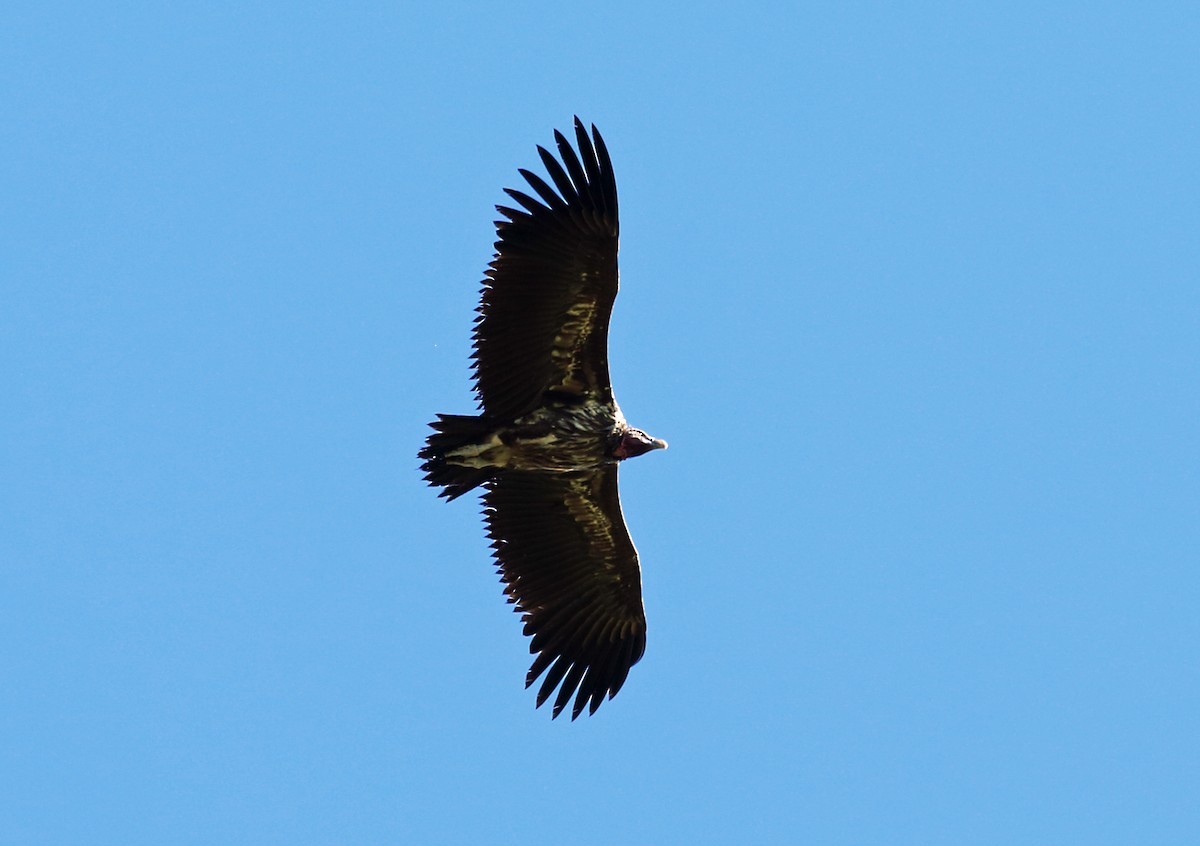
[419,118,666,719]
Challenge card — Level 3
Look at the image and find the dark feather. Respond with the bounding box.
[483,468,647,720]
[471,118,619,421]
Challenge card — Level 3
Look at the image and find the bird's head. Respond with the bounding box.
[612,427,668,461]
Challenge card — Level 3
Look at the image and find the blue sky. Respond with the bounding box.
[3,2,1198,843]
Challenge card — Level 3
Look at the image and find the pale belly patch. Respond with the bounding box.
[445,432,514,469]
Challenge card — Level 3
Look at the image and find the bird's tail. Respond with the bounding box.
[419,414,496,500]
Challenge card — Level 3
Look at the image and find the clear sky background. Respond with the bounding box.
[3,3,1198,844]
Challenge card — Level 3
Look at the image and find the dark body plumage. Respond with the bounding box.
[419,119,665,719]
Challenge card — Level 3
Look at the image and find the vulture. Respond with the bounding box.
[419,118,666,719]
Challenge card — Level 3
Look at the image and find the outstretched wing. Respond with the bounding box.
[472,118,620,422]
[483,467,647,719]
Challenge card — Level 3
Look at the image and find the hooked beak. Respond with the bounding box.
[615,429,669,460]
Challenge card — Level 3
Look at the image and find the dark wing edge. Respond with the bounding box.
[471,118,620,422]
[483,466,647,719]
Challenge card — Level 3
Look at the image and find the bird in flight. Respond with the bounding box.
[419,118,666,719]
